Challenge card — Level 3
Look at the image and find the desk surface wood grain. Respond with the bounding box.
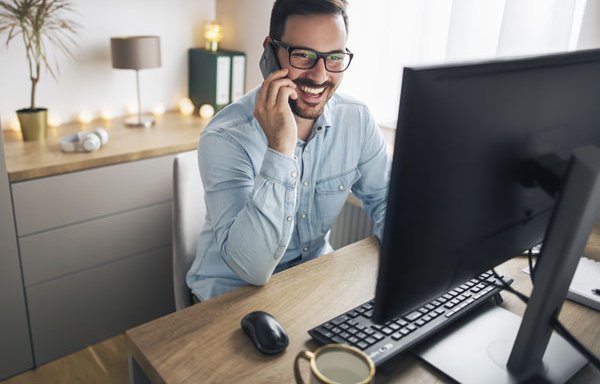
[126,235,600,383]
[3,113,206,182]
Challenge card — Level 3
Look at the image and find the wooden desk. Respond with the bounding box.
[126,237,600,383]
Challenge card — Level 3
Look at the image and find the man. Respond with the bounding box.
[187,0,390,301]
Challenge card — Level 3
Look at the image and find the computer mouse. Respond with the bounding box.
[241,311,289,355]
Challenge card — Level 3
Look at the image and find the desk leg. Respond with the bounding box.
[128,352,152,384]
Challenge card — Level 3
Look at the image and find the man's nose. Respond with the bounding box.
[306,57,328,84]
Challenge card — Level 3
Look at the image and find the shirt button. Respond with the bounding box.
[339,185,345,191]
[291,171,298,178]
[300,213,306,219]
[303,181,309,187]
[286,216,292,222]
[303,246,309,252]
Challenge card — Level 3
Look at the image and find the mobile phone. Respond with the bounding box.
[259,42,281,79]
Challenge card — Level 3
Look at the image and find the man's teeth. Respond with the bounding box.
[300,86,324,95]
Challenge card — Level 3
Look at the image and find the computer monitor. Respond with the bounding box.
[373,49,600,382]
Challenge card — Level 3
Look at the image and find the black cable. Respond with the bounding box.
[551,317,600,370]
[489,268,600,372]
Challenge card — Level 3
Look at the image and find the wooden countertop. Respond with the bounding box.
[3,113,207,182]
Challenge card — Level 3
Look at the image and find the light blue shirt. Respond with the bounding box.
[187,87,390,300]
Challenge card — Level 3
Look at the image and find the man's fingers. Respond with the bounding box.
[266,78,297,107]
[257,68,289,104]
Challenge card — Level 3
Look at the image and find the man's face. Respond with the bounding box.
[277,13,348,120]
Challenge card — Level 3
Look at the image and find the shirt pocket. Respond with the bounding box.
[315,168,361,234]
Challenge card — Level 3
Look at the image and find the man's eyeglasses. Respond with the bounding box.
[272,39,353,73]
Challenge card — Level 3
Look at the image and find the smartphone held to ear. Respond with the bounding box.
[259,43,281,79]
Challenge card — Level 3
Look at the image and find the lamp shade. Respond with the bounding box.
[111,36,161,70]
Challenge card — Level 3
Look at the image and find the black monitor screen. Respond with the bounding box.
[373,49,600,323]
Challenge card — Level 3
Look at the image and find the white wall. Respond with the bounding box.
[216,0,273,92]
[0,0,215,129]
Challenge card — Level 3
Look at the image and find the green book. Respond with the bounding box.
[188,48,246,112]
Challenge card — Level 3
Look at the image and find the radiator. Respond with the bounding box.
[330,198,374,249]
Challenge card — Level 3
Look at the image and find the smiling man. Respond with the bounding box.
[187,0,390,301]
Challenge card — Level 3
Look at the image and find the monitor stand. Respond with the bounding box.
[412,304,586,384]
[412,145,600,383]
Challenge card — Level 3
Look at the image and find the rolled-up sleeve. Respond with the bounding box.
[199,131,299,286]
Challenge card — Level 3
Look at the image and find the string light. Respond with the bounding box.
[48,113,63,127]
[178,98,195,116]
[199,104,215,119]
[152,102,166,116]
[78,111,93,124]
[100,109,114,120]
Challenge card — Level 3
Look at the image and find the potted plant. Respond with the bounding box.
[0,0,78,141]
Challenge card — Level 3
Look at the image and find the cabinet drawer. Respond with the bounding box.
[20,202,172,287]
[26,246,174,365]
[12,155,175,236]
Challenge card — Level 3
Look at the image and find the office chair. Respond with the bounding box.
[172,150,205,310]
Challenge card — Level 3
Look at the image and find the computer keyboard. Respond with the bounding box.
[308,271,513,366]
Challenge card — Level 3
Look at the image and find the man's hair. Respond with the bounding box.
[269,0,349,40]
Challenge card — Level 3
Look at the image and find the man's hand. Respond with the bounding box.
[254,68,298,156]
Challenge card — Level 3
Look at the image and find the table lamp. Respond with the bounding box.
[111,36,161,127]
[204,21,223,52]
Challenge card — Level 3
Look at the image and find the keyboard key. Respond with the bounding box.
[415,319,425,327]
[422,315,432,322]
[365,337,377,345]
[389,323,401,331]
[437,296,448,303]
[357,341,369,349]
[364,328,375,335]
[363,310,373,318]
[435,308,445,315]
[425,303,436,310]
[315,327,334,339]
[395,319,408,327]
[339,323,350,330]
[347,327,358,335]
[348,336,359,344]
[362,303,373,311]
[332,336,346,344]
[418,307,429,314]
[391,332,404,340]
[332,315,349,325]
[340,332,350,339]
[431,299,442,307]
[405,311,422,321]
[347,319,358,327]
[407,324,417,331]
[400,327,411,335]
[323,322,334,330]
[381,327,394,335]
[372,333,384,341]
[356,332,367,339]
[347,310,360,318]
[459,284,470,290]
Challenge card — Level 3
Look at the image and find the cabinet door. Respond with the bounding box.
[27,245,173,365]
[0,133,34,379]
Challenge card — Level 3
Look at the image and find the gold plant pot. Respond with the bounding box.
[17,108,48,141]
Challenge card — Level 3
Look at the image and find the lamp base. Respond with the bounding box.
[124,115,155,128]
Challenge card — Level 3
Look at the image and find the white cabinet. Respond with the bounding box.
[11,155,176,365]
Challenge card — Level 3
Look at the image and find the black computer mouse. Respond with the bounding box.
[241,311,289,355]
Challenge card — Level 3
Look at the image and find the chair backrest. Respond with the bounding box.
[172,150,205,310]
